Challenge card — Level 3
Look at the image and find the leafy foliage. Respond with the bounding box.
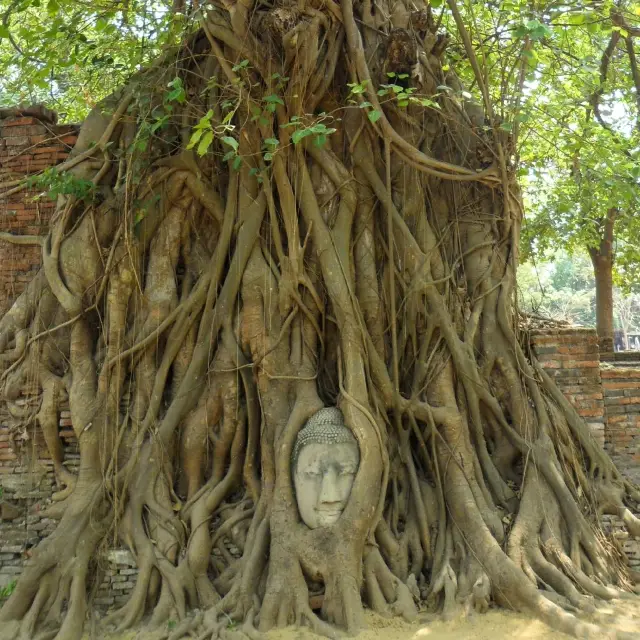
[0,580,16,599]
[0,0,184,121]
[514,1,640,290]
[518,251,640,334]
[25,167,96,201]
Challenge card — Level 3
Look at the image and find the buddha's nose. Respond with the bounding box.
[319,468,342,505]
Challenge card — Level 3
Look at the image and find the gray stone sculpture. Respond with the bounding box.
[292,407,360,529]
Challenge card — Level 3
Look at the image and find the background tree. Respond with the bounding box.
[519,251,640,349]
[0,2,638,640]
[518,252,596,326]
[520,1,640,352]
[0,0,182,120]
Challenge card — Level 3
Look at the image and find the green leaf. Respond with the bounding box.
[196,130,214,156]
[232,156,243,171]
[347,80,369,95]
[368,110,382,123]
[166,78,186,104]
[221,136,239,151]
[187,128,204,150]
[263,138,279,147]
[194,110,214,129]
[0,25,9,39]
[263,94,284,105]
[232,59,249,72]
[291,128,311,144]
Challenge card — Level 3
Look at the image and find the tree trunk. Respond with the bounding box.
[589,209,616,354]
[0,4,638,640]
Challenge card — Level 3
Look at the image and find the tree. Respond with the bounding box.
[613,290,640,349]
[0,0,180,120]
[518,252,640,350]
[0,2,639,640]
[520,2,640,352]
[518,253,596,326]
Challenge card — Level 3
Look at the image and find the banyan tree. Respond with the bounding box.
[0,1,639,639]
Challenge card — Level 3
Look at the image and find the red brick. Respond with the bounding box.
[606,396,640,405]
[32,145,66,155]
[2,117,41,127]
[577,408,605,417]
[0,111,72,314]
[563,360,599,369]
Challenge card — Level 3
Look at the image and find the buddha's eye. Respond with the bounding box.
[305,471,321,478]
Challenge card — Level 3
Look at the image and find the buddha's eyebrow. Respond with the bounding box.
[333,462,357,473]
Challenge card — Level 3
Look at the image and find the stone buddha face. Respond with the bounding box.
[292,407,360,529]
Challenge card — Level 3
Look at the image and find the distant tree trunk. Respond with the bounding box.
[589,208,616,353]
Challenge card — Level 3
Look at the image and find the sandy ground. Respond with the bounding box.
[265,600,640,640]
[86,599,640,640]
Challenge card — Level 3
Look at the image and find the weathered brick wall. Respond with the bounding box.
[0,108,137,604]
[601,367,640,487]
[0,108,78,314]
[528,328,605,446]
[0,400,79,591]
[528,327,639,572]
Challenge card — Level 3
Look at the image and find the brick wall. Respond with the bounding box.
[0,108,140,606]
[0,107,78,314]
[601,367,640,487]
[529,328,606,446]
[528,327,639,573]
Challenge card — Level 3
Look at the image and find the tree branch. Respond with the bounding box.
[589,31,620,132]
[625,37,640,130]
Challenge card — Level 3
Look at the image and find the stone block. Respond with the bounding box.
[4,136,29,146]
[107,549,135,566]
[94,597,115,606]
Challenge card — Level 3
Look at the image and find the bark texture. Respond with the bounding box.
[0,2,639,640]
[589,208,616,353]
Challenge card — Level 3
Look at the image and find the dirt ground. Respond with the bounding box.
[86,599,640,639]
[265,600,640,640]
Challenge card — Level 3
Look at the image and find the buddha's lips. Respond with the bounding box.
[315,508,343,517]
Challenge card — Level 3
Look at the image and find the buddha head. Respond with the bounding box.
[292,407,360,529]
